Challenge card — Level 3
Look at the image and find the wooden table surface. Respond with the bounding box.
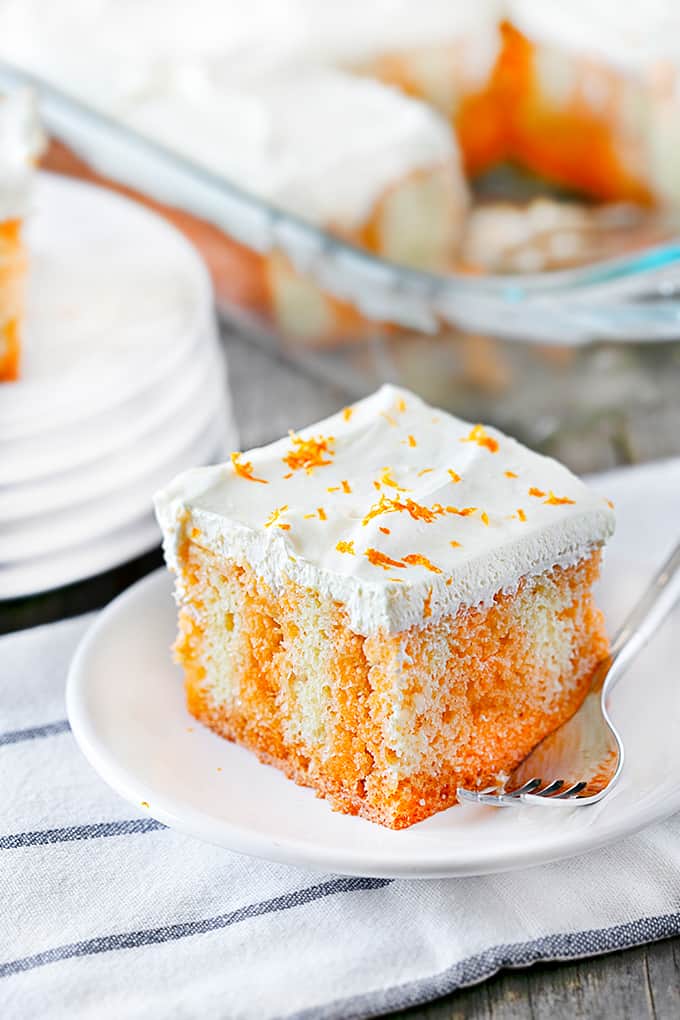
[2,323,679,1018]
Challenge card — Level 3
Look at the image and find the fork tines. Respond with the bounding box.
[458,779,588,806]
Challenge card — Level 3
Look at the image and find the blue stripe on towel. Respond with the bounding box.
[0,877,391,978]
[0,818,166,849]
[0,719,70,746]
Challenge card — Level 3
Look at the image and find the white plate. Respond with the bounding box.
[1,173,213,440]
[0,347,226,548]
[0,339,226,516]
[67,459,680,879]
[0,317,219,487]
[0,516,162,602]
[0,404,224,562]
[0,428,230,600]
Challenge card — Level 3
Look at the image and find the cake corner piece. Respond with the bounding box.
[155,384,615,829]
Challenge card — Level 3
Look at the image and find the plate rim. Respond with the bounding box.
[0,320,220,487]
[0,428,229,600]
[0,350,227,548]
[0,411,224,564]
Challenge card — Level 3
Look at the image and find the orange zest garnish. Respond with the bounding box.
[606,499,615,509]
[278,523,291,531]
[379,526,390,535]
[380,411,397,427]
[231,452,268,484]
[403,554,442,574]
[317,506,327,521]
[423,587,433,618]
[362,493,445,526]
[417,468,433,477]
[480,511,490,526]
[264,505,288,529]
[529,487,545,498]
[336,540,355,555]
[283,432,335,474]
[544,491,575,506]
[363,495,481,528]
[341,480,351,494]
[448,469,461,483]
[406,435,417,447]
[516,508,527,522]
[365,548,406,570]
[396,397,407,413]
[505,470,518,479]
[450,540,462,548]
[327,486,340,493]
[342,406,353,422]
[461,424,499,453]
[379,466,410,492]
[282,472,294,480]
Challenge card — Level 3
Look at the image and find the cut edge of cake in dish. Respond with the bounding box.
[155,384,615,828]
[0,88,44,382]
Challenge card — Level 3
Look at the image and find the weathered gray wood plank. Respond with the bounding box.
[390,939,680,1019]
[644,939,680,1018]
[225,327,348,451]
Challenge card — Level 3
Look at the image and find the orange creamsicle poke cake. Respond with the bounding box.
[155,386,615,829]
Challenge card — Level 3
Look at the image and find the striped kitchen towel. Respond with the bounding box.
[2,613,680,1020]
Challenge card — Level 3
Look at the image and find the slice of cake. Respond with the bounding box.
[0,89,43,381]
[155,386,615,829]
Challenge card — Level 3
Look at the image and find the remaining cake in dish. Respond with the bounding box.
[1,2,468,272]
[0,89,43,382]
[506,2,680,205]
[2,0,468,343]
[12,0,680,347]
[155,385,614,829]
[262,0,506,175]
[122,65,465,258]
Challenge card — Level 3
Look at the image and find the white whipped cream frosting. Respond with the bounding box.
[155,385,614,636]
[0,89,45,221]
[509,0,680,75]
[267,0,503,85]
[120,66,456,230]
[0,0,502,85]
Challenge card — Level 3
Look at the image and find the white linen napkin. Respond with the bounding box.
[1,610,680,1020]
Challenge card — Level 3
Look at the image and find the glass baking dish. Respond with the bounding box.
[4,61,680,470]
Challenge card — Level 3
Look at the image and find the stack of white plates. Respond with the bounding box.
[0,173,236,599]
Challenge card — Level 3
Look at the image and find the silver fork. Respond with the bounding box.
[458,540,680,808]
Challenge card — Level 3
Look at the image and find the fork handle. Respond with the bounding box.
[604,539,680,694]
